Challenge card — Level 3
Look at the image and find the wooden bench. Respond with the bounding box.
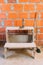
[4,27,36,58]
[4,42,36,58]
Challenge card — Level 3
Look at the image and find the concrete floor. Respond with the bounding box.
[0,47,43,65]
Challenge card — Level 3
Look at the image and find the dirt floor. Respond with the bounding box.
[0,46,43,65]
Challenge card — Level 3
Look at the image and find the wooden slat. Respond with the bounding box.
[4,43,36,49]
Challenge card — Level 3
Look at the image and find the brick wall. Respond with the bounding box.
[0,0,43,46]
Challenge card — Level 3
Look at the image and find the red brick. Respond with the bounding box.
[39,28,43,33]
[4,20,12,27]
[0,13,6,19]
[24,4,35,11]
[0,28,5,33]
[30,12,35,19]
[41,0,43,2]
[30,12,39,19]
[36,4,43,11]
[37,34,43,40]
[37,28,43,33]
[0,34,6,40]
[19,0,29,2]
[30,0,40,2]
[8,0,16,3]
[0,35,3,40]
[38,41,43,46]
[30,12,35,18]
[1,4,12,12]
[36,20,43,26]
[34,28,37,33]
[14,19,22,26]
[0,0,4,3]
[40,12,43,18]
[18,12,29,19]
[35,40,43,46]
[24,20,34,26]
[13,4,23,11]
[8,12,18,19]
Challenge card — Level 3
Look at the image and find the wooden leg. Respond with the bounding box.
[4,48,7,58]
[32,48,36,59]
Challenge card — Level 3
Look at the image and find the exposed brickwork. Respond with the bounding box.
[0,0,4,3]
[0,0,43,46]
[1,4,12,12]
[30,0,40,3]
[8,0,16,3]
[39,28,43,33]
[24,19,34,26]
[18,12,29,19]
[4,20,13,27]
[19,0,29,2]
[29,12,36,19]
[36,4,43,11]
[14,19,22,26]
[0,28,5,33]
[0,13,6,19]
[41,0,43,2]
[37,34,43,40]
[36,20,43,26]
[8,12,18,19]
[13,4,23,11]
[40,12,43,18]
[24,4,35,11]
